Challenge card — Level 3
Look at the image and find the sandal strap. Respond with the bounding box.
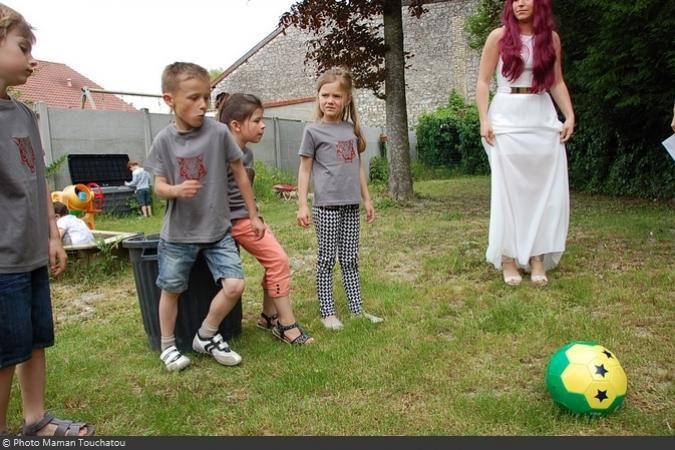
[289,330,312,345]
[22,413,91,437]
[55,421,81,436]
[22,412,55,436]
[259,312,278,327]
[275,322,312,345]
[276,321,300,332]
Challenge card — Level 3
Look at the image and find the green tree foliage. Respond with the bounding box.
[464,0,503,50]
[416,91,488,175]
[209,67,224,82]
[279,0,428,98]
[465,0,675,198]
[556,0,675,198]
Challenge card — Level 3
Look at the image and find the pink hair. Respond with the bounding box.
[499,0,556,93]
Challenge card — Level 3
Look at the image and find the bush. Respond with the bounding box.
[368,155,389,183]
[556,0,675,199]
[252,160,296,202]
[415,91,489,175]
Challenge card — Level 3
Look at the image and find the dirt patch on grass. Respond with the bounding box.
[51,281,135,324]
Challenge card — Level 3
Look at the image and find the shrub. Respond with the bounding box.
[415,91,488,175]
[368,155,389,183]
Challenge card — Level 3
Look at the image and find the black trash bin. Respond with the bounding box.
[122,234,242,353]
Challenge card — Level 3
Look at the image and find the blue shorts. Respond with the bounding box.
[136,188,152,206]
[0,266,54,369]
[156,233,244,293]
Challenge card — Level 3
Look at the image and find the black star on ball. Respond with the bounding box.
[595,390,609,402]
[595,364,609,377]
[602,350,613,359]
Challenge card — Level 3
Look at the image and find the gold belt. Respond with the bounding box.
[511,87,533,94]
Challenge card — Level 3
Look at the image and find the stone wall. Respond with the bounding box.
[213,0,480,129]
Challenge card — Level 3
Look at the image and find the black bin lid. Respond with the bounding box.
[68,154,132,186]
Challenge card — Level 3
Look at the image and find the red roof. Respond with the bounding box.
[263,96,315,108]
[14,60,137,112]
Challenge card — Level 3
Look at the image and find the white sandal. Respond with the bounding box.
[501,256,522,286]
[530,255,548,286]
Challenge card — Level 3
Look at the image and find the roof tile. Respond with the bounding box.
[13,60,137,112]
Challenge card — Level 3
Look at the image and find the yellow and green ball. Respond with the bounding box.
[546,341,627,415]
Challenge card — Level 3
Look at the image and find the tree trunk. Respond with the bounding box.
[383,0,414,202]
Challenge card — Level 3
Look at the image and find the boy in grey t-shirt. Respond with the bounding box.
[145,62,264,372]
[1,4,94,436]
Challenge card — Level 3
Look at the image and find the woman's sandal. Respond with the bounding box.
[256,312,278,331]
[273,322,314,345]
[21,412,95,437]
[501,256,522,286]
[530,255,548,286]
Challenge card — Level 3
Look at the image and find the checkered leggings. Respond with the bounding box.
[312,204,363,317]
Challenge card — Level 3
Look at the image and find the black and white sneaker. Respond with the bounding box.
[192,333,242,366]
[159,345,190,372]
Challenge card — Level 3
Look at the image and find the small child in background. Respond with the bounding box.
[125,160,153,217]
[297,66,383,330]
[53,201,95,246]
[217,93,313,345]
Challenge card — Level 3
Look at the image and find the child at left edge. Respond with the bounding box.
[0,3,94,436]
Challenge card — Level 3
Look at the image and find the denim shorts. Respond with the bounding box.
[136,188,152,206]
[0,266,55,368]
[156,233,244,293]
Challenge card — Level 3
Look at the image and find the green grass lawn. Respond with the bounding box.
[9,176,673,435]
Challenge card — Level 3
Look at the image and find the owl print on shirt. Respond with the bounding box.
[335,139,357,163]
[13,137,36,173]
[177,155,207,181]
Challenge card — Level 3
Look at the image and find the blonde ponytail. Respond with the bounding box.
[348,99,366,153]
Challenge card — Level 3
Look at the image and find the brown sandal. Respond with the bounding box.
[273,322,314,345]
[256,312,278,331]
[21,412,95,437]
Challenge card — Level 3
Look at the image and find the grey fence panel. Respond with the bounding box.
[37,104,415,190]
[277,119,308,176]
[47,109,148,188]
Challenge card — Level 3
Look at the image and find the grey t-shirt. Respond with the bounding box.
[145,118,243,243]
[228,146,256,221]
[298,121,362,207]
[0,98,49,273]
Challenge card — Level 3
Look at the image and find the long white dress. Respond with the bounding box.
[483,34,569,271]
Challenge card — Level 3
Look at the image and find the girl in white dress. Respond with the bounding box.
[476,0,575,286]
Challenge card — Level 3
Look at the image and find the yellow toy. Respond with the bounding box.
[51,183,104,230]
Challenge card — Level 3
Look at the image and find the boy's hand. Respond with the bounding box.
[175,180,202,198]
[364,200,375,224]
[49,236,67,277]
[297,205,311,228]
[250,216,265,239]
